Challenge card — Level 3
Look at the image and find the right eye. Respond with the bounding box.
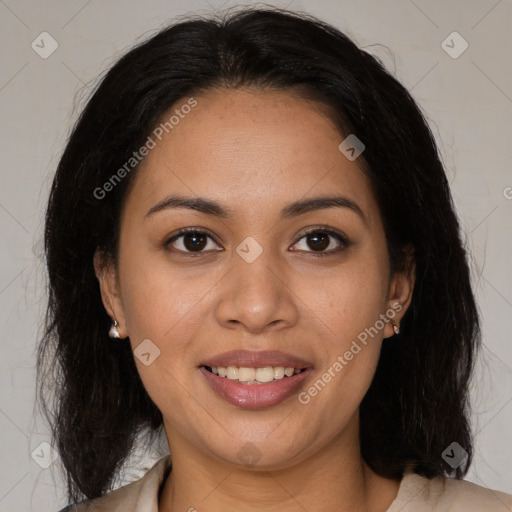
[164,228,223,255]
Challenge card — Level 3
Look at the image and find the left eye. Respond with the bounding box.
[165,227,349,256]
[291,228,349,255]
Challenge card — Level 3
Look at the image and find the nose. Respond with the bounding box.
[215,246,299,334]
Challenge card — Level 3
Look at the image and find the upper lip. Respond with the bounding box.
[200,349,313,369]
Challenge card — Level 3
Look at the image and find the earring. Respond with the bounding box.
[109,319,121,339]
[392,323,400,335]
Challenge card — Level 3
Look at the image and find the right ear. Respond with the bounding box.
[93,248,128,338]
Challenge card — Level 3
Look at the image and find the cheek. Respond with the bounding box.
[300,286,385,438]
[119,263,206,417]
[311,257,388,344]
[119,247,216,340]
[303,252,387,398]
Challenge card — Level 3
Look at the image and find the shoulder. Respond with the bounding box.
[388,470,512,512]
[57,455,172,512]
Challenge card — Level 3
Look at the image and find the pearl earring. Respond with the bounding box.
[392,323,400,335]
[109,319,121,339]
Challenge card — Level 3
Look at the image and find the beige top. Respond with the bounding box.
[60,455,512,511]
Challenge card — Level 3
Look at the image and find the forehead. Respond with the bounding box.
[123,87,380,228]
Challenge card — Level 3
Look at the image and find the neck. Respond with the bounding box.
[158,415,400,512]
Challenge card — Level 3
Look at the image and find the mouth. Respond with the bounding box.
[198,349,314,409]
[202,364,307,385]
[199,358,313,409]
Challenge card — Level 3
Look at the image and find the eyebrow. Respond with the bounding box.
[144,193,367,225]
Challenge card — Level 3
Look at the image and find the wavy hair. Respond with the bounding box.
[37,5,481,505]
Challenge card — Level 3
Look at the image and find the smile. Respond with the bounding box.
[204,365,305,384]
[200,365,312,409]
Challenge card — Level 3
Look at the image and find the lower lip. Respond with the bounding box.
[199,366,313,409]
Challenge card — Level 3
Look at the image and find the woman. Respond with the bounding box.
[37,6,512,512]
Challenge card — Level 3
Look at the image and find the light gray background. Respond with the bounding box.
[0,0,511,511]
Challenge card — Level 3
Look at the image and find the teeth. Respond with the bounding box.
[256,367,274,383]
[206,365,303,384]
[226,366,238,380]
[238,367,255,381]
[273,366,285,379]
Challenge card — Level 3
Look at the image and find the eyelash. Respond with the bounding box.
[164,225,350,258]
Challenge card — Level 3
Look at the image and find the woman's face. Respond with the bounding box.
[95,87,414,470]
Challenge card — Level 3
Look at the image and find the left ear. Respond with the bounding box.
[383,243,416,338]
